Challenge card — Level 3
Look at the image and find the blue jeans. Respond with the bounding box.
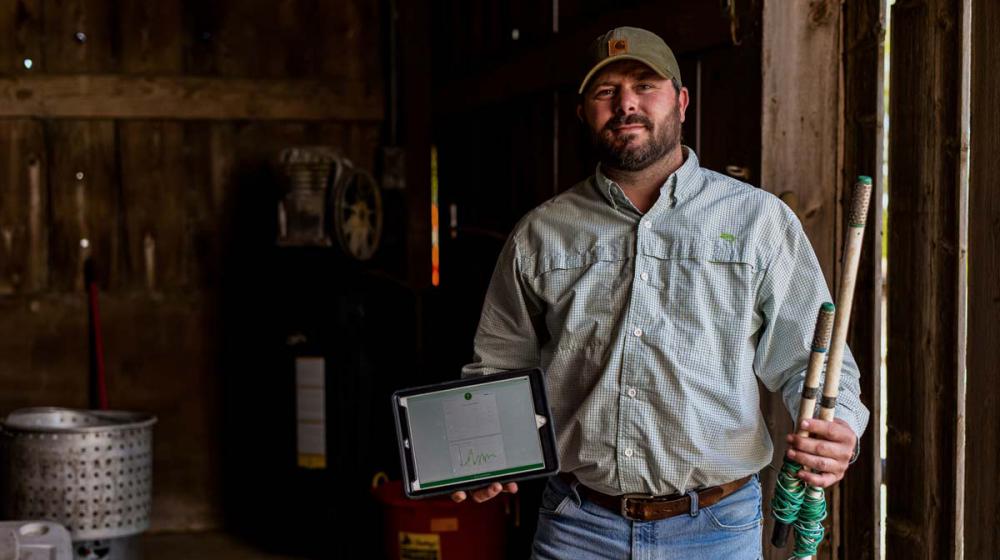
[530,474,763,560]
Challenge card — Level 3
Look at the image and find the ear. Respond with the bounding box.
[576,104,584,123]
[677,87,690,124]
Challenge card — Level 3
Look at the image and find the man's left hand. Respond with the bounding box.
[785,418,857,488]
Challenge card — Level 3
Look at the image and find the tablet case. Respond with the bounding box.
[391,367,560,499]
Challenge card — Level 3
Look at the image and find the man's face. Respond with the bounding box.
[578,60,689,172]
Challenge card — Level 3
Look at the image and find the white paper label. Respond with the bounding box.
[295,357,326,469]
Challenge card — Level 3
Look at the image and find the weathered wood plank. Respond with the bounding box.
[0,75,383,121]
[886,0,965,558]
[202,0,380,82]
[179,0,223,76]
[314,0,357,82]
[117,121,189,292]
[965,0,1000,557]
[761,1,843,558]
[840,2,887,559]
[209,1,285,78]
[351,0,382,97]
[0,0,43,74]
[44,120,119,292]
[41,0,115,73]
[762,0,842,279]
[119,1,184,74]
[180,122,232,291]
[0,119,47,294]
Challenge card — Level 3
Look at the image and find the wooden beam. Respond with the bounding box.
[435,1,732,113]
[886,0,966,558]
[761,1,844,558]
[839,2,887,559]
[0,75,383,121]
[965,0,1000,557]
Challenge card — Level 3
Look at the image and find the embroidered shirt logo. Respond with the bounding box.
[720,233,736,242]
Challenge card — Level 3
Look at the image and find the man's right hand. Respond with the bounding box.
[450,482,518,503]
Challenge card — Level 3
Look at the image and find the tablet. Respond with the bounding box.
[391,367,560,499]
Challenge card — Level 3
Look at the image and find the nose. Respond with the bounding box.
[614,87,639,115]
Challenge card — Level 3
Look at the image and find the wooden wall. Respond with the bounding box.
[964,0,999,557]
[0,0,383,532]
[886,0,966,557]
[840,1,886,558]
[762,1,886,558]
[761,4,844,556]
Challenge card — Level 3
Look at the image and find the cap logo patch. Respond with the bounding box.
[608,38,629,56]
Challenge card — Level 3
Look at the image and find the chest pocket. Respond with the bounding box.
[522,240,634,349]
[640,238,759,364]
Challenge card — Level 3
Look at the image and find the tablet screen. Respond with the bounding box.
[401,375,546,490]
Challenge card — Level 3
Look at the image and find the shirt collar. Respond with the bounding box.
[593,146,700,212]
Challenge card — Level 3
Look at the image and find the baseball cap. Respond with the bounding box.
[578,27,682,95]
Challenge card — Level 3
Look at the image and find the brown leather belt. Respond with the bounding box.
[558,472,753,522]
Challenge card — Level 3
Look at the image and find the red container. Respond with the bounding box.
[371,476,509,560]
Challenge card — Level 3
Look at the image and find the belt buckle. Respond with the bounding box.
[620,493,654,520]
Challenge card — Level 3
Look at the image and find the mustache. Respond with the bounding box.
[604,114,653,132]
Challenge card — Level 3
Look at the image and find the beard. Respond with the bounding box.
[591,108,682,172]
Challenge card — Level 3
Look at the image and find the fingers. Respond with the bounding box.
[786,447,846,475]
[468,482,520,503]
[798,418,857,445]
[787,446,847,490]
[796,468,839,488]
[451,482,519,504]
[785,433,853,462]
[785,418,857,462]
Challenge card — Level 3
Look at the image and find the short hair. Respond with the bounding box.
[669,78,681,96]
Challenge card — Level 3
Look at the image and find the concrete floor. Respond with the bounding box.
[143,532,309,560]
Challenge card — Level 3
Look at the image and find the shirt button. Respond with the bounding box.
[633,328,642,337]
[625,448,634,457]
[628,388,637,398]
[640,272,649,282]
[643,220,652,229]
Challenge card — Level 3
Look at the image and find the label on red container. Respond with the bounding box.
[399,532,440,559]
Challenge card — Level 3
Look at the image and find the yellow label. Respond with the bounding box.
[430,517,459,532]
[297,453,326,469]
[399,532,440,560]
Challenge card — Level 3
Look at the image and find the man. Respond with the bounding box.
[451,27,869,559]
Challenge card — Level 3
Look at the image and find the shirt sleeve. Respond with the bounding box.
[753,214,871,443]
[460,231,547,378]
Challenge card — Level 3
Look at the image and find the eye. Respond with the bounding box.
[637,83,654,90]
[595,88,614,98]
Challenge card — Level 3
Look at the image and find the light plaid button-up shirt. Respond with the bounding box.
[461,147,869,496]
